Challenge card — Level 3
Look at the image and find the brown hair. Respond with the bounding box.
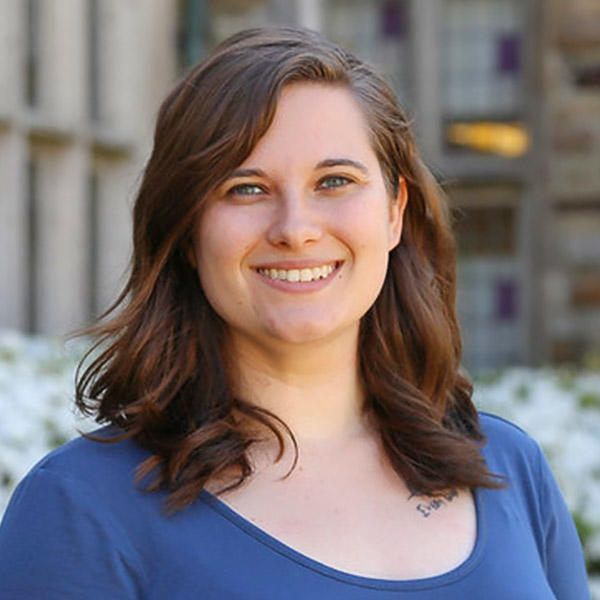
[74,25,503,513]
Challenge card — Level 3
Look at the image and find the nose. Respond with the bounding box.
[266,191,322,250]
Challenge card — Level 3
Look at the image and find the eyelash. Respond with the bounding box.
[318,175,353,190]
[227,183,264,197]
[226,175,354,197]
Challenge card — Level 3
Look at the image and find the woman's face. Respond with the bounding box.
[190,82,407,352]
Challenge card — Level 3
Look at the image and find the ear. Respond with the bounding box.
[388,177,408,251]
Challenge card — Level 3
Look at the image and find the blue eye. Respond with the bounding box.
[228,183,264,196]
[319,175,352,189]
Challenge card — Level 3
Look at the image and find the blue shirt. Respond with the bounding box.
[0,413,590,599]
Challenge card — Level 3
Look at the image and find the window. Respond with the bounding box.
[323,0,410,98]
[177,0,271,72]
[448,183,523,370]
[441,0,528,157]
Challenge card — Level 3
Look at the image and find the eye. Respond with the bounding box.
[318,175,353,190]
[227,183,265,197]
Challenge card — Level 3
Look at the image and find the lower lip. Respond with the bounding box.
[253,262,343,293]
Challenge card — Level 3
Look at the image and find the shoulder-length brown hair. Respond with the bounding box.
[75,25,502,513]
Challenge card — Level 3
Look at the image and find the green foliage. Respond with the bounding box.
[579,392,600,410]
[0,347,17,363]
[555,367,577,391]
[475,368,503,386]
[514,383,530,401]
[582,349,600,372]
[573,512,599,574]
[574,511,594,547]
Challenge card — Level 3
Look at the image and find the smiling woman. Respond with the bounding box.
[0,26,590,600]
[192,83,404,348]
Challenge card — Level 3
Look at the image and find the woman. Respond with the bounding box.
[0,26,589,599]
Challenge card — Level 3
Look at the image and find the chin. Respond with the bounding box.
[267,324,330,345]
[264,316,357,346]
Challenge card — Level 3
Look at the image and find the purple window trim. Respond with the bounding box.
[381,0,407,39]
[497,34,520,74]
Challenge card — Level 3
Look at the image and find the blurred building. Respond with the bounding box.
[0,0,176,335]
[1,0,599,373]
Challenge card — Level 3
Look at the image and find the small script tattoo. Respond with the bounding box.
[407,488,459,518]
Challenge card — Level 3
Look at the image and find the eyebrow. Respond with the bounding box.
[315,158,370,175]
[228,158,370,180]
[228,167,267,179]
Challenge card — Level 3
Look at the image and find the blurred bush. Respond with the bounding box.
[0,330,93,512]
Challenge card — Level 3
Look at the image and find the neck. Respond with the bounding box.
[228,326,372,445]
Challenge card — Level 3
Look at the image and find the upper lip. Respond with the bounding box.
[252,260,342,270]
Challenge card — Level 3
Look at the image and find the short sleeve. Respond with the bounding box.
[536,444,591,600]
[0,467,144,599]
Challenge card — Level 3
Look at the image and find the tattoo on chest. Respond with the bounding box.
[407,488,459,518]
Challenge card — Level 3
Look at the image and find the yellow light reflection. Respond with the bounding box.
[446,122,530,157]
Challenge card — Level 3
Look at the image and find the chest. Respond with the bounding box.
[211,455,477,580]
[147,484,561,600]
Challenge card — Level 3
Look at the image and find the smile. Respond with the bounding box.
[255,262,341,283]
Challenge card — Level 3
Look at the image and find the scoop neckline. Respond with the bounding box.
[199,486,486,591]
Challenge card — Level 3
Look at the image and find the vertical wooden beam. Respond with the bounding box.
[408,0,442,167]
[518,0,550,365]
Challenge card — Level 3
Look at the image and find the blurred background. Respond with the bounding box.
[1,0,600,585]
[1,0,599,373]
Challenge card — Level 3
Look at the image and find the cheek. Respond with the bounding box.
[342,198,393,291]
[195,208,258,269]
[335,196,393,252]
[193,209,265,321]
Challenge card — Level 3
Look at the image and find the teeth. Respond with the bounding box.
[257,263,337,282]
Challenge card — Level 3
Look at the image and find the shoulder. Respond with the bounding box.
[476,412,548,535]
[477,411,537,447]
[477,410,534,444]
[476,411,543,478]
[1,426,166,552]
[22,426,153,503]
[0,428,151,595]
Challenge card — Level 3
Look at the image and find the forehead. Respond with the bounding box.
[238,82,377,170]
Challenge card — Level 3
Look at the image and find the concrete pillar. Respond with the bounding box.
[0,0,24,112]
[40,0,86,121]
[32,141,88,334]
[0,132,27,330]
[297,0,323,31]
[271,0,298,25]
[138,0,178,140]
[93,158,134,316]
[0,0,26,329]
[100,0,138,131]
